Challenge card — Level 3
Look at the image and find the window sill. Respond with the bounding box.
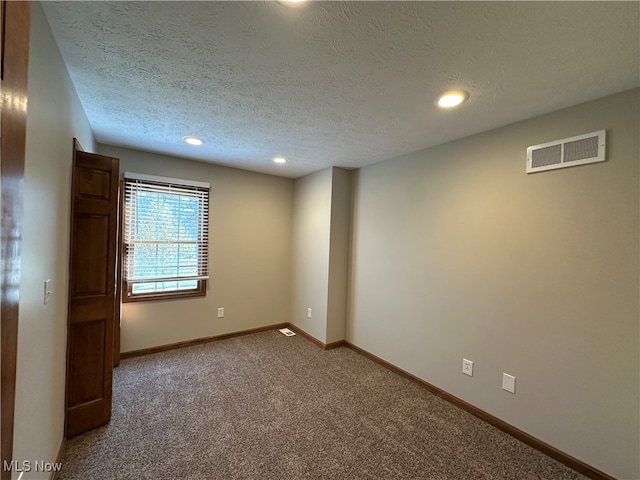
[122,281,206,303]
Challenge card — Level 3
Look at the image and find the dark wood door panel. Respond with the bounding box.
[73,198,114,216]
[66,397,112,439]
[69,296,110,324]
[67,319,107,407]
[65,145,119,437]
[75,151,118,175]
[71,214,110,295]
[76,167,113,200]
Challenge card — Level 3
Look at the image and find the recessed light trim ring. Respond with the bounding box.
[277,0,308,8]
[436,90,469,109]
[183,136,204,146]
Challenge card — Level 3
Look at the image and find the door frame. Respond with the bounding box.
[1,2,31,479]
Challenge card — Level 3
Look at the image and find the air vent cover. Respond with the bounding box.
[526,130,605,174]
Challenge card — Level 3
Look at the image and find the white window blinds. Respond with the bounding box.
[123,173,209,295]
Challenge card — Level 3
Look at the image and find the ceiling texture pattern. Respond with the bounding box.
[42,1,639,178]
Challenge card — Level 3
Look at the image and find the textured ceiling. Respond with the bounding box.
[42,1,639,178]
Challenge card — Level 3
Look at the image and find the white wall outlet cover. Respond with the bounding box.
[462,359,474,377]
[307,307,312,318]
[217,307,224,318]
[502,373,516,393]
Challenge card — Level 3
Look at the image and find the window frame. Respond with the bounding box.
[123,279,207,303]
[121,172,210,303]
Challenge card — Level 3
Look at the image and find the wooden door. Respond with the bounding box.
[65,143,119,437]
[1,2,31,478]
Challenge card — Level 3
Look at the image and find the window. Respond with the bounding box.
[122,172,209,302]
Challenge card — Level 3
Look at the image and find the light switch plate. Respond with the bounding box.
[217,307,224,318]
[44,279,52,305]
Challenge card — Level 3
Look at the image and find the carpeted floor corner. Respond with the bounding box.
[56,330,588,479]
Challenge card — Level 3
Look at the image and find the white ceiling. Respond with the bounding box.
[42,1,639,179]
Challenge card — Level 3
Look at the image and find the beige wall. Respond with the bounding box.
[291,168,333,343]
[291,166,351,344]
[348,88,639,479]
[13,4,97,479]
[97,145,293,353]
[326,168,351,344]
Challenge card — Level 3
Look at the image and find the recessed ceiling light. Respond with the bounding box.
[273,156,288,164]
[436,90,469,109]
[183,136,204,146]
[277,0,308,7]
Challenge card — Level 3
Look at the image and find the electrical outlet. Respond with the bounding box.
[462,358,474,377]
[217,307,224,318]
[307,307,312,319]
[502,373,516,393]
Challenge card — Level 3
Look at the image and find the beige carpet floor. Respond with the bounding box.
[56,330,588,479]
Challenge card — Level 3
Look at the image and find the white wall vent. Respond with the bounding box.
[526,130,606,174]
